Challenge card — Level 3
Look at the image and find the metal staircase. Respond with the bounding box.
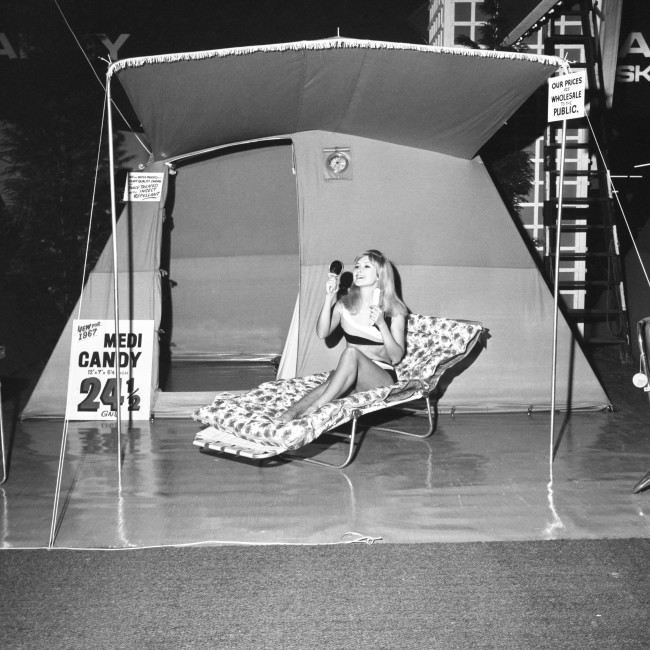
[542,0,631,357]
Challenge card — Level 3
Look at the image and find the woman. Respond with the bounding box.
[280,249,408,422]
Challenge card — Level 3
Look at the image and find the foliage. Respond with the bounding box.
[2,111,115,314]
[478,0,515,51]
[0,2,118,348]
[482,147,536,211]
[0,0,423,353]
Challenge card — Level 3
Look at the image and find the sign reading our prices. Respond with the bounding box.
[65,320,154,421]
[547,70,586,122]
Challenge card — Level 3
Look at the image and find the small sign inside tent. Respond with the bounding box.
[123,172,164,201]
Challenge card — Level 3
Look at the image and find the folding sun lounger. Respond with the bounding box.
[192,314,486,468]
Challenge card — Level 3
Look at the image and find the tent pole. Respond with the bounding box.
[47,420,69,548]
[549,118,568,454]
[106,72,123,491]
[0,378,5,485]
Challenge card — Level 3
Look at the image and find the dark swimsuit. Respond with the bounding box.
[343,333,383,346]
[341,318,398,382]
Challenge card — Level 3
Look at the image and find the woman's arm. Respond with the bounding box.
[316,282,342,339]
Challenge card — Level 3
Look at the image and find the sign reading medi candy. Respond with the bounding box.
[65,320,154,421]
[548,70,586,123]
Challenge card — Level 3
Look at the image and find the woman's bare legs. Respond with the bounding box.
[279,347,394,422]
[279,382,329,422]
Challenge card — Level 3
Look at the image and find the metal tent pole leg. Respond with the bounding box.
[48,420,70,548]
[106,68,123,492]
[0,379,6,485]
[633,472,650,494]
[550,118,568,453]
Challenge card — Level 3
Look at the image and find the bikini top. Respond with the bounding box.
[339,309,389,346]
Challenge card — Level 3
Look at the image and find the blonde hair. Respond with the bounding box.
[341,249,408,317]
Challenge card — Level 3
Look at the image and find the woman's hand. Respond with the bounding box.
[317,277,342,339]
[368,305,385,327]
[325,275,339,301]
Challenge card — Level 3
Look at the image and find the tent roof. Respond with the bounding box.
[110,37,566,161]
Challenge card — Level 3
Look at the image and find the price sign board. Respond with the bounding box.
[65,320,154,421]
[547,70,586,122]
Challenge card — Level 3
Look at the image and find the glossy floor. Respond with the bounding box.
[1,355,649,548]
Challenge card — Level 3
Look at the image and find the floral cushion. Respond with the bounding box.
[396,314,483,384]
[193,315,484,453]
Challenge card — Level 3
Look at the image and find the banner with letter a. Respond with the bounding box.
[65,320,154,421]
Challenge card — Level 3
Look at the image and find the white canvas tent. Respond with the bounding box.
[22,37,610,419]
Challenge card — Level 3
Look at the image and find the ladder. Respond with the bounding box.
[542,0,631,357]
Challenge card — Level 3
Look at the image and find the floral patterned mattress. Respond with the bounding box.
[192,315,485,459]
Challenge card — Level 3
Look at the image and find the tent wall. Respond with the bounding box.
[21,162,168,419]
[166,143,299,359]
[288,131,609,411]
[23,131,610,418]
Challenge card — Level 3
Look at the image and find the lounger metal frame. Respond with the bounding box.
[284,391,435,469]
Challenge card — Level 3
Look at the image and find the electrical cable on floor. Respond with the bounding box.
[341,532,383,544]
[544,476,564,538]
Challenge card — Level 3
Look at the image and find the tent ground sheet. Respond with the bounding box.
[2,351,649,548]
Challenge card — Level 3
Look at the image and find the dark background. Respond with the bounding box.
[0,0,425,380]
[0,0,648,385]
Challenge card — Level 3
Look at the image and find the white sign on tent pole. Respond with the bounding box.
[65,320,154,420]
[547,70,586,122]
[545,68,586,531]
[122,172,164,202]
